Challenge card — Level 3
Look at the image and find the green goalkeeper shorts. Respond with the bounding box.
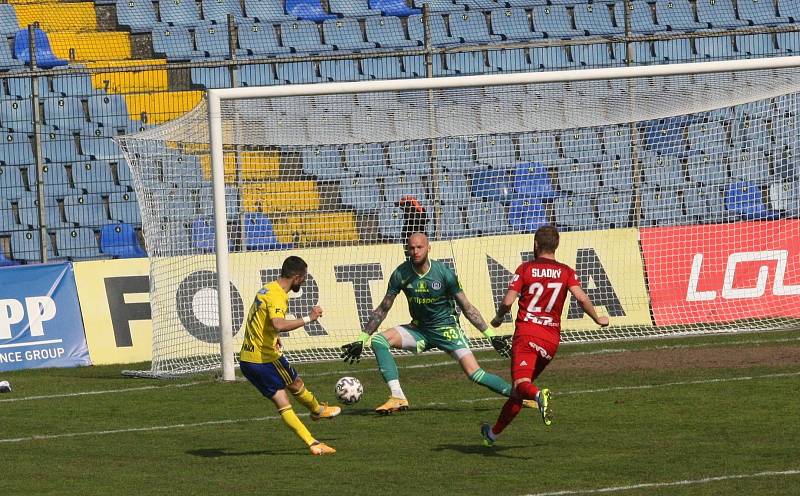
[399,323,470,354]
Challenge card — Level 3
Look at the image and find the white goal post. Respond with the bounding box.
[120,56,800,380]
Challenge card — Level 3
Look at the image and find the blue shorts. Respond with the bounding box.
[240,356,298,399]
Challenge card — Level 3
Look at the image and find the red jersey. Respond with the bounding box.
[508,257,580,339]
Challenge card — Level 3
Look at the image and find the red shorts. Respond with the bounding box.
[510,333,560,383]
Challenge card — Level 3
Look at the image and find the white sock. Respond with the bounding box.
[387,380,406,400]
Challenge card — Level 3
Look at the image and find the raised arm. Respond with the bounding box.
[568,285,609,327]
[270,305,323,332]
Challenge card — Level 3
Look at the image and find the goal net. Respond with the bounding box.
[118,58,800,378]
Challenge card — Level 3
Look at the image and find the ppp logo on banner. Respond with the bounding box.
[0,263,91,371]
[640,221,800,326]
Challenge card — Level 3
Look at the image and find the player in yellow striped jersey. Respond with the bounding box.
[239,256,340,456]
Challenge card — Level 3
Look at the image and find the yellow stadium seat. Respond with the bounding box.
[49,32,131,62]
[86,60,168,93]
[200,152,237,182]
[241,151,281,180]
[125,91,203,124]
[242,181,319,213]
[14,3,97,31]
[273,212,359,244]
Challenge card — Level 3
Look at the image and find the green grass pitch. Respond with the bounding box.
[2,329,799,496]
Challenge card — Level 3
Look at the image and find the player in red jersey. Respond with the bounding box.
[480,225,609,446]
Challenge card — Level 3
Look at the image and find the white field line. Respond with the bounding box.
[3,334,799,403]
[520,469,800,496]
[1,370,798,444]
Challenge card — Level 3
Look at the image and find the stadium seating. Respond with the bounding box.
[285,0,336,21]
[471,169,514,203]
[64,193,109,226]
[557,160,599,194]
[201,0,245,23]
[738,0,790,25]
[0,165,28,199]
[555,194,599,231]
[100,222,146,258]
[344,143,385,176]
[778,0,800,22]
[596,189,632,228]
[340,177,381,212]
[54,227,104,260]
[736,34,778,57]
[117,0,159,32]
[365,16,419,49]
[769,182,800,216]
[437,172,470,203]
[487,48,534,72]
[159,0,203,26]
[109,192,143,224]
[369,0,420,16]
[696,0,750,29]
[696,36,736,60]
[490,9,542,42]
[654,0,709,31]
[11,229,56,263]
[532,5,584,38]
[17,194,71,228]
[466,199,509,235]
[641,153,685,188]
[387,140,430,176]
[641,187,686,226]
[508,196,547,232]
[383,174,427,205]
[14,28,68,69]
[573,3,622,36]
[323,19,378,51]
[627,1,666,34]
[152,25,205,60]
[244,0,295,22]
[724,181,780,220]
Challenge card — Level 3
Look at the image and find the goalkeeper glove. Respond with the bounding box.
[490,335,512,358]
[340,332,369,364]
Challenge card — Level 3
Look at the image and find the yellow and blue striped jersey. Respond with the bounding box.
[240,281,287,364]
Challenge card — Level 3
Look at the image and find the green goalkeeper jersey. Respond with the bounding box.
[387,260,463,328]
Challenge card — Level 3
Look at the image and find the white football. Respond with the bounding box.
[335,376,363,405]
[0,380,11,393]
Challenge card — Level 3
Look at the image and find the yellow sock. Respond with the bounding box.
[292,386,321,414]
[278,406,316,446]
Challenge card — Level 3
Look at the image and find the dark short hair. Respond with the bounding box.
[534,225,560,254]
[281,256,307,278]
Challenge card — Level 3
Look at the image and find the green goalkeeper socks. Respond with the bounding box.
[469,368,512,397]
[371,334,399,383]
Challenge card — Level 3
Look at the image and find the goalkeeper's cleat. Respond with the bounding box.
[480,423,496,447]
[310,402,341,421]
[537,388,553,426]
[309,442,336,455]
[375,396,409,415]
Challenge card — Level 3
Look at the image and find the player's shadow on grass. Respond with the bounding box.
[432,444,534,459]
[187,448,297,458]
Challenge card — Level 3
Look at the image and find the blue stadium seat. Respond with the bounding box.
[361,57,406,79]
[378,203,428,241]
[487,48,534,72]
[508,196,547,233]
[280,20,334,53]
[243,0,295,22]
[471,169,513,203]
[627,0,667,34]
[641,187,686,226]
[531,5,584,38]
[159,0,203,26]
[599,157,632,191]
[572,43,613,67]
[696,36,736,60]
[412,0,464,12]
[0,198,18,231]
[596,189,632,228]
[437,172,470,203]
[653,38,694,62]
[557,159,599,194]
[696,0,750,28]
[401,54,453,77]
[191,67,232,89]
[729,149,770,183]
[435,137,477,173]
[302,145,349,180]
[466,199,510,235]
[117,0,159,32]
[408,14,463,46]
[724,181,779,220]
[109,191,142,224]
[736,34,778,56]
[769,182,800,216]
[0,166,27,200]
[518,132,558,162]
[285,0,336,21]
[490,9,541,42]
[602,125,632,161]
[530,46,574,69]
[162,155,205,189]
[365,16,419,49]
[387,140,430,176]
[329,0,377,16]
[0,98,33,133]
[43,97,86,131]
[638,117,687,155]
[323,19,378,51]
[196,186,241,219]
[641,153,685,187]
[153,221,194,255]
[555,194,599,231]
[561,128,603,159]
[54,227,103,260]
[778,0,800,22]
[88,94,133,131]
[654,0,709,31]
[684,185,731,224]
[189,217,214,252]
[369,0,420,16]
[340,177,381,212]
[80,125,124,160]
[28,163,77,197]
[457,0,502,9]
[5,77,51,100]
[244,213,292,250]
[344,143,385,176]
[202,0,245,23]
[776,31,800,53]
[17,194,71,228]
[446,51,490,75]
[116,160,135,189]
[0,41,23,71]
[383,174,427,205]
[196,25,242,58]
[475,135,515,168]
[277,61,325,84]
[50,74,95,97]
[13,28,67,69]
[449,12,502,43]
[514,161,556,199]
[100,222,146,257]
[0,4,20,37]
[239,63,280,86]
[0,132,34,166]
[438,202,467,239]
[686,120,726,155]
[738,0,789,25]
[39,128,85,165]
[611,41,657,65]
[73,160,128,195]
[152,25,205,60]
[574,2,622,36]
[10,229,55,262]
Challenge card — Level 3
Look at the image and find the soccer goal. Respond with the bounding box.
[118,56,800,380]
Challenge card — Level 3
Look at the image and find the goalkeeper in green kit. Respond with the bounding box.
[341,231,537,414]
